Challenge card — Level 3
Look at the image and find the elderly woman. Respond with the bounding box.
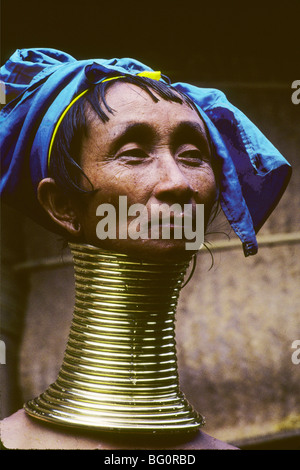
[0,49,291,449]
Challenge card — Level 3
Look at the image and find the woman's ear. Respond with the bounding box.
[37,178,82,237]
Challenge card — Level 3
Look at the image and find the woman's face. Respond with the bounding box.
[76,81,217,261]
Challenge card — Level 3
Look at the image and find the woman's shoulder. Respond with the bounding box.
[1,409,238,450]
[0,409,101,449]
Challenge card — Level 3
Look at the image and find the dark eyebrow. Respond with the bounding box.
[170,121,209,146]
[109,122,156,152]
[107,120,210,158]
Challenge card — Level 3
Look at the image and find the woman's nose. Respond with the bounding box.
[153,155,194,204]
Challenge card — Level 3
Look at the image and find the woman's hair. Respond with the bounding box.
[49,74,219,196]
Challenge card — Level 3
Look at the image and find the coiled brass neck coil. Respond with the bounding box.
[24,243,205,434]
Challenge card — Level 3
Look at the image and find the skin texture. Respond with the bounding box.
[38,82,217,262]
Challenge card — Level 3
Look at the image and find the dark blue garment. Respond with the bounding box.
[0,48,292,256]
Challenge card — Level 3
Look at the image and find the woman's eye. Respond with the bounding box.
[118,148,148,164]
[177,149,204,166]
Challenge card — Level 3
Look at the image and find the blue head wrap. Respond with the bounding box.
[0,48,291,256]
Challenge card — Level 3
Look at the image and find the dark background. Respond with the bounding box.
[1,0,299,84]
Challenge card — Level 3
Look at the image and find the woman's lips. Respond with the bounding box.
[139,214,196,239]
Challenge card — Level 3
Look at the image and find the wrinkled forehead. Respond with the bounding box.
[86,80,209,141]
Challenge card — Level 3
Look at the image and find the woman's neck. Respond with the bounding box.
[24,243,205,435]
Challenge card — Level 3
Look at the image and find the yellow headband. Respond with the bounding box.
[47,71,161,169]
